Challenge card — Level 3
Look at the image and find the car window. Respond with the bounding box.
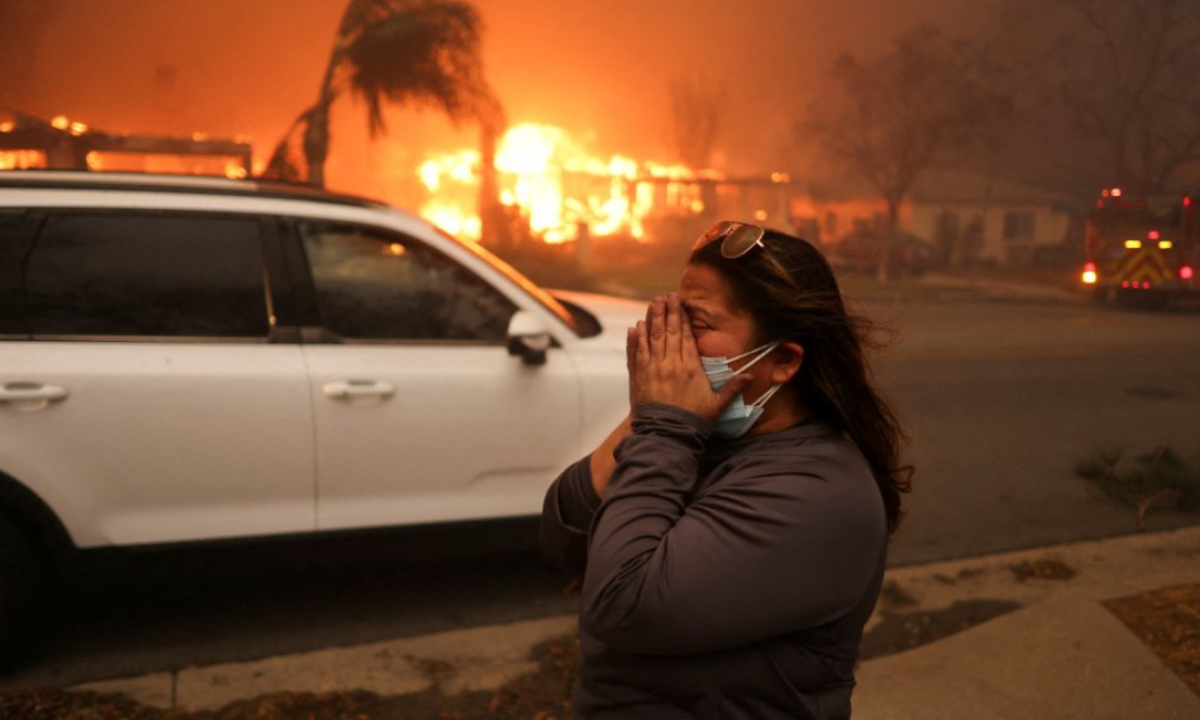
[299,222,517,342]
[0,211,27,335]
[24,213,269,338]
[427,225,581,336]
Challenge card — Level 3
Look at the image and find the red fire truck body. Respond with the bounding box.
[1082,189,1199,304]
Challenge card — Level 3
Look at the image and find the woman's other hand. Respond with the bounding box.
[629,293,751,422]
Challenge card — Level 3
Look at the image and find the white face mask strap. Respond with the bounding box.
[728,341,780,372]
[749,382,783,410]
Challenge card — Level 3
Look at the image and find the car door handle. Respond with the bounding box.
[0,382,70,406]
[322,380,396,400]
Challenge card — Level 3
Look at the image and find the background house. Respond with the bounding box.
[0,107,252,177]
[910,170,1076,267]
[789,169,1078,267]
[790,193,907,248]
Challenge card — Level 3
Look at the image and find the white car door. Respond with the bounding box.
[0,211,314,548]
[294,221,583,531]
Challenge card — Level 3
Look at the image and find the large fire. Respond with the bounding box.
[418,122,722,244]
[0,111,255,178]
[4,113,792,248]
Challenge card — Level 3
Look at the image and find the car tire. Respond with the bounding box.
[0,512,44,667]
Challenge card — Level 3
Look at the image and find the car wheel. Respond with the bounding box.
[0,512,44,667]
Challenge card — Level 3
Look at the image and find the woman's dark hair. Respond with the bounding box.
[690,227,913,533]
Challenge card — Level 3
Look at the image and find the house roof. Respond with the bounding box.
[911,169,1075,205]
[796,165,1076,207]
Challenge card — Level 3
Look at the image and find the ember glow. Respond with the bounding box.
[419,122,720,244]
[419,148,485,240]
[2,107,256,179]
[0,150,44,171]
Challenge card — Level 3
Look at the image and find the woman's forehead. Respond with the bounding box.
[679,264,724,294]
[679,265,739,315]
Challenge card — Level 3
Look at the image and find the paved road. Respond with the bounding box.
[4,297,1199,689]
[866,299,1200,565]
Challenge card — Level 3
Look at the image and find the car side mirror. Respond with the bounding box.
[506,310,552,366]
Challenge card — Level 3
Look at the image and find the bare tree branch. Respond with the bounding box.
[1048,0,1200,192]
[803,25,1010,280]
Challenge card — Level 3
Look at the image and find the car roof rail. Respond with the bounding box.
[0,170,388,209]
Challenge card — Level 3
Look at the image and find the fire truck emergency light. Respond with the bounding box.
[1124,239,1142,249]
[1158,241,1173,250]
[1182,267,1195,281]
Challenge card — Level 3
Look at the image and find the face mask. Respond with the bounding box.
[700,342,783,439]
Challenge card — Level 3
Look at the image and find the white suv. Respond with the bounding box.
[0,171,639,656]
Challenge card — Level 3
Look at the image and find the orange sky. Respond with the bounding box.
[15,0,994,199]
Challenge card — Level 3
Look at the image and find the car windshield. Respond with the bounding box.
[429,224,580,335]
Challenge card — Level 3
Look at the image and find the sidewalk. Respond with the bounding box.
[72,526,1200,718]
[914,271,1084,304]
[834,270,1086,306]
[854,526,1200,719]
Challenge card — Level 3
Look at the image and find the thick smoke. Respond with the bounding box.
[9,0,991,195]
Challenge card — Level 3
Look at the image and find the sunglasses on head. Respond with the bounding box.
[692,221,767,259]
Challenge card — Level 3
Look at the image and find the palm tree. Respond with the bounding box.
[264,0,502,187]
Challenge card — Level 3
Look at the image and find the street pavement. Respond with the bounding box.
[862,284,1200,566]
[72,525,1200,718]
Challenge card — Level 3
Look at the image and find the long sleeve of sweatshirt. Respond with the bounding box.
[577,403,886,657]
[540,451,602,575]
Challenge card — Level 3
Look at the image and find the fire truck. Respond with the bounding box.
[1082,188,1198,306]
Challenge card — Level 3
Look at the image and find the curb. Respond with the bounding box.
[71,527,1200,713]
[74,616,577,712]
[916,273,1084,304]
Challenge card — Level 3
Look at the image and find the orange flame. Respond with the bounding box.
[418,122,717,244]
[0,150,46,170]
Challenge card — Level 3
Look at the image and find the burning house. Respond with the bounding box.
[0,107,252,178]
[416,121,794,260]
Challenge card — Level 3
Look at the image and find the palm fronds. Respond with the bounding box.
[262,0,503,186]
[338,0,500,137]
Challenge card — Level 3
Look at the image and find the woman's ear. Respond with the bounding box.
[771,342,805,384]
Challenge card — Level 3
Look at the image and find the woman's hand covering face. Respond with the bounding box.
[626,293,752,422]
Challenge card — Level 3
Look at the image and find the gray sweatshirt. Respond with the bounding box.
[540,403,888,719]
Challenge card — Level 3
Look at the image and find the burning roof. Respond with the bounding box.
[0,107,252,177]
